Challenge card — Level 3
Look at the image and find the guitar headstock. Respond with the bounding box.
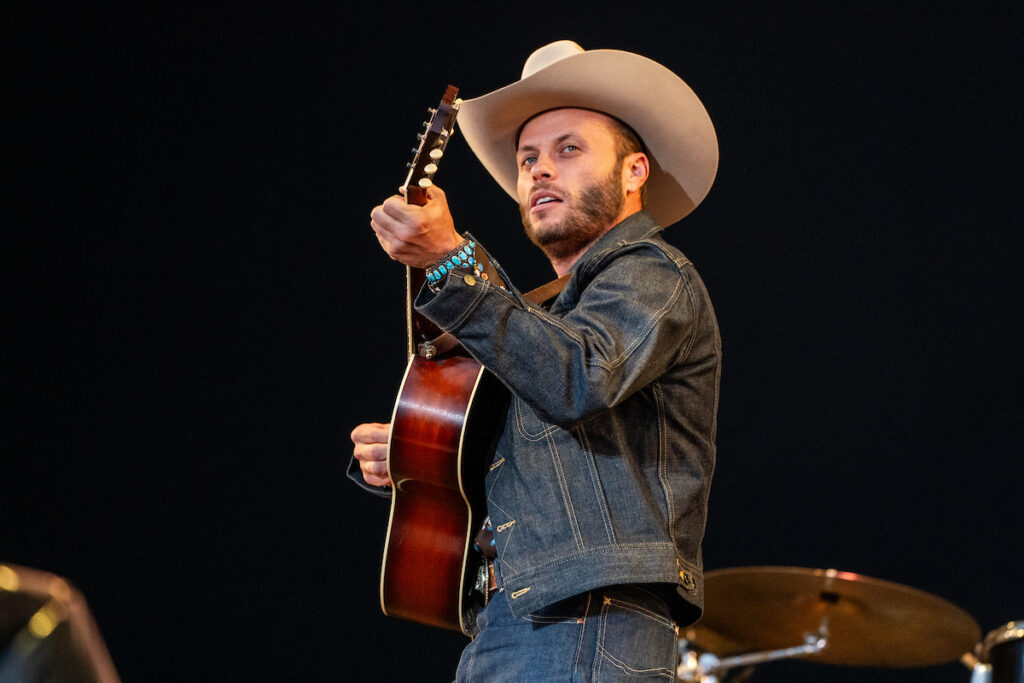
[402,85,461,206]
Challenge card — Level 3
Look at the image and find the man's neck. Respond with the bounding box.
[547,235,603,277]
[545,207,641,277]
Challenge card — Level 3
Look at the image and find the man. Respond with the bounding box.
[350,41,721,680]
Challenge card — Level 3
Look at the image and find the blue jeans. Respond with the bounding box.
[455,585,679,681]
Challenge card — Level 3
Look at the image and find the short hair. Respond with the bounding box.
[605,116,647,206]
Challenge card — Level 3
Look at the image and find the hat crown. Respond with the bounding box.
[521,40,584,79]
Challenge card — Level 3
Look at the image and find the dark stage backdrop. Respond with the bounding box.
[5,3,1021,682]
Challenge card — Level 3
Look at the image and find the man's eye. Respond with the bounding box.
[521,156,537,166]
[562,145,579,152]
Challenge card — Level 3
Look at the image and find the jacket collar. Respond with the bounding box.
[569,210,662,277]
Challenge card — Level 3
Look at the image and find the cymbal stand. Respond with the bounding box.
[677,630,827,682]
[962,652,991,683]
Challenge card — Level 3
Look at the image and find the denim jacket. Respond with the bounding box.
[408,211,720,626]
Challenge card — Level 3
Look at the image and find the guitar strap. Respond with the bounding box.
[522,272,573,306]
[423,272,572,359]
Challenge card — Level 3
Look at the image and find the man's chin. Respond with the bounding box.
[524,219,566,248]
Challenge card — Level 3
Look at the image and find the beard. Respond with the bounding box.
[519,164,625,262]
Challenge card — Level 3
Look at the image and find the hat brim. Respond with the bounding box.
[457,49,718,227]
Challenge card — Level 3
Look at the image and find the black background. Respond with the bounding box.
[5,3,1021,681]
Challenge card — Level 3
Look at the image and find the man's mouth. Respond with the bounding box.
[530,190,563,210]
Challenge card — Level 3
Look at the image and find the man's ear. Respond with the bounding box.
[624,152,650,193]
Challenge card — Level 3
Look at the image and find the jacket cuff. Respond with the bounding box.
[345,455,392,499]
[414,266,493,333]
[414,236,515,332]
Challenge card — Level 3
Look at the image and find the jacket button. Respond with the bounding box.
[680,571,695,591]
[463,275,476,286]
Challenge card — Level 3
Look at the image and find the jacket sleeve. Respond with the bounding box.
[415,241,699,428]
[346,456,393,499]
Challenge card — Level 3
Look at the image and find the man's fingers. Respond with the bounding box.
[363,472,392,488]
[351,422,391,445]
[353,442,387,463]
[350,422,392,487]
[370,206,396,238]
[359,456,388,477]
[380,195,415,222]
[424,184,447,203]
[359,455,391,487]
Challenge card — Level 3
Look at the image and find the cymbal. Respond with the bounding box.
[685,566,980,668]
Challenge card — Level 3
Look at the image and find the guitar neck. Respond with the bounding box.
[401,85,460,359]
[406,266,441,357]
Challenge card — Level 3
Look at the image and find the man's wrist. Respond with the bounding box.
[426,237,479,293]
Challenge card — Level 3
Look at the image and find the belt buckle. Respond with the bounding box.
[473,559,500,605]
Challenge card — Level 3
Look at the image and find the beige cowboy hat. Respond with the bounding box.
[457,40,719,227]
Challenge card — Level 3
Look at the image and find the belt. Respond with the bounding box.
[475,559,501,603]
[487,561,498,594]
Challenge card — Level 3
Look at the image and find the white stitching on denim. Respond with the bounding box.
[510,587,531,599]
[495,520,515,532]
[495,541,682,583]
[484,464,518,573]
[533,307,587,346]
[485,454,504,500]
[577,240,687,372]
[523,594,589,624]
[488,457,504,471]
[653,380,676,546]
[595,591,676,679]
[499,521,518,573]
[523,613,573,624]
[593,592,608,680]
[546,431,585,552]
[443,277,492,332]
[591,272,683,371]
[674,270,699,365]
[572,592,591,675]
[605,597,675,629]
[513,397,558,440]
[576,424,616,544]
[597,647,675,679]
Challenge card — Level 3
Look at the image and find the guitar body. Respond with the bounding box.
[376,85,511,634]
[381,354,508,633]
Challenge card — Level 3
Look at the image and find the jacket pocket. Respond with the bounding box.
[512,396,558,440]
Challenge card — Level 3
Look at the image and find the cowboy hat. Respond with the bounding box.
[457,40,718,227]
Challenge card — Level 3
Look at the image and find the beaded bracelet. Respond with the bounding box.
[426,238,480,293]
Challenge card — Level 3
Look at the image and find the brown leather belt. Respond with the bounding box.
[487,561,498,593]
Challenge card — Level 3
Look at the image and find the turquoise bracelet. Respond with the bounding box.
[426,239,479,293]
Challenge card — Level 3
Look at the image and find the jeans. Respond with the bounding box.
[455,584,679,682]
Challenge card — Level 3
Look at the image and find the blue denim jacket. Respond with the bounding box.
[412,211,721,626]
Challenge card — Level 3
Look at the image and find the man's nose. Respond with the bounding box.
[532,155,555,180]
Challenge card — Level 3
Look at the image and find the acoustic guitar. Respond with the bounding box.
[379,86,509,634]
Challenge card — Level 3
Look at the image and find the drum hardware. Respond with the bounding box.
[966,621,1024,683]
[0,563,120,682]
[678,630,826,682]
[678,566,981,680]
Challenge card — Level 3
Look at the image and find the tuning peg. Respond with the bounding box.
[424,163,438,175]
[418,178,433,188]
[427,107,437,115]
[429,148,443,160]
